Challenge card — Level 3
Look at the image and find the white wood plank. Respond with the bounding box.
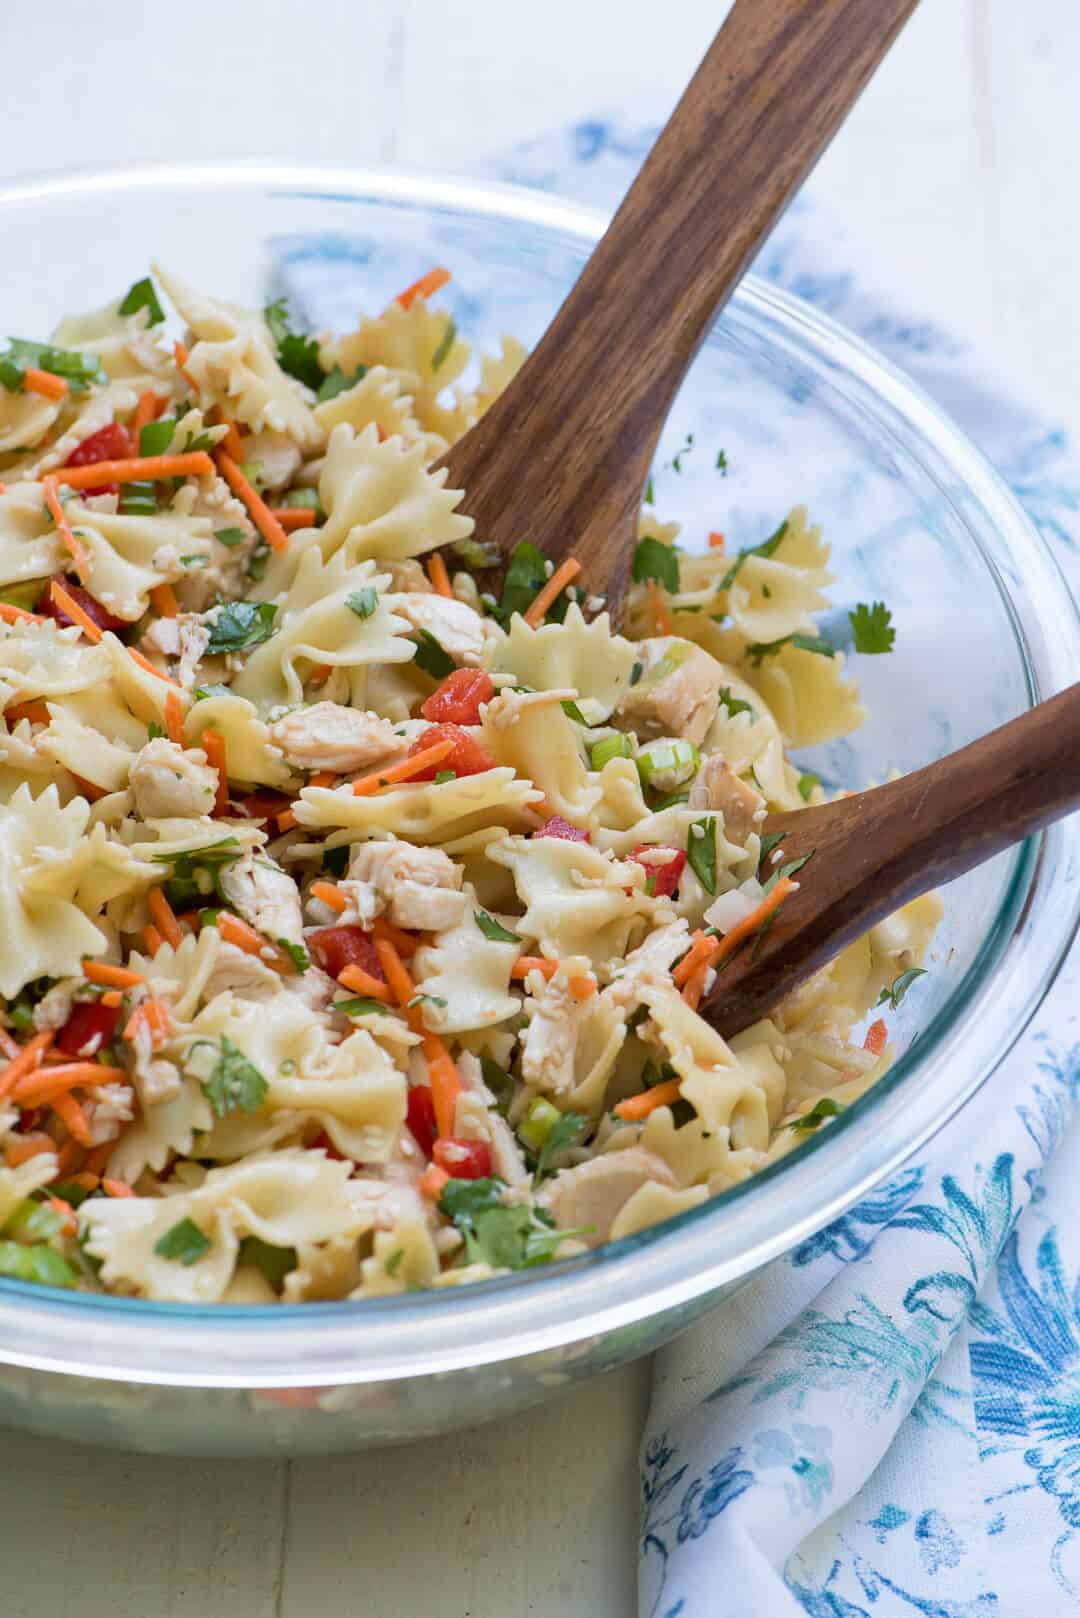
[0,1428,287,1618]
[280,1358,652,1618]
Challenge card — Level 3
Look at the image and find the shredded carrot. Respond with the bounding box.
[510,957,559,981]
[5,699,51,726]
[127,644,182,685]
[22,366,68,402]
[43,479,90,577]
[215,451,289,552]
[268,507,316,532]
[173,340,200,394]
[49,1090,92,1147]
[49,579,101,641]
[100,990,123,1009]
[14,1063,128,1107]
[373,925,461,1134]
[53,1137,84,1176]
[68,1169,102,1191]
[277,771,339,832]
[0,1030,54,1102]
[82,960,144,989]
[523,558,582,628]
[150,581,179,619]
[337,964,391,1001]
[709,876,798,972]
[708,530,726,550]
[4,1135,54,1167]
[681,961,711,1011]
[61,452,215,491]
[0,601,44,625]
[310,880,349,914]
[147,886,183,951]
[615,1078,683,1122]
[71,772,108,803]
[132,391,159,436]
[375,918,420,958]
[275,808,299,833]
[201,728,229,814]
[672,930,713,989]
[426,552,453,598]
[103,1177,135,1198]
[351,736,455,797]
[397,266,451,309]
[206,407,244,462]
[647,577,674,636]
[81,1146,111,1178]
[864,1018,888,1056]
[47,1195,78,1235]
[569,974,597,1001]
[217,913,296,975]
[372,929,417,1011]
[121,999,171,1049]
[163,687,185,745]
[141,925,163,957]
[419,1163,451,1200]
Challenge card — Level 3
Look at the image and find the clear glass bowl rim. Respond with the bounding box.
[0,158,1076,1388]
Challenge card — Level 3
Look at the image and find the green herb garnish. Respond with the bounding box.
[686,816,718,894]
[719,519,788,592]
[237,1236,297,1288]
[316,363,367,403]
[632,536,680,594]
[474,911,522,944]
[797,771,820,801]
[430,318,457,373]
[412,629,456,679]
[876,967,927,1010]
[206,601,277,655]
[154,1218,212,1266]
[214,527,247,548]
[849,600,895,654]
[745,631,836,668]
[264,297,323,390]
[717,687,754,720]
[186,1035,268,1119]
[118,277,166,326]
[139,418,175,458]
[346,588,378,620]
[788,1098,845,1134]
[0,338,105,396]
[438,1178,585,1270]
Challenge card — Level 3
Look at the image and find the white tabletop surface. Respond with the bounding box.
[1,3,1077,1613]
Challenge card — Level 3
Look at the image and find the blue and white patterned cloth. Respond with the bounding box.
[494,116,1080,1618]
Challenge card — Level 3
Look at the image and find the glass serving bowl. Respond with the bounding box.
[0,162,1076,1458]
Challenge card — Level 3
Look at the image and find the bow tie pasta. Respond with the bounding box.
[0,265,928,1303]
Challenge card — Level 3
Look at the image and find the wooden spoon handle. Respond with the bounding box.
[441,0,919,600]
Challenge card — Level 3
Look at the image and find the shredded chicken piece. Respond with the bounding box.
[218,851,304,951]
[31,979,80,1033]
[126,1018,182,1107]
[344,840,467,933]
[615,636,725,745]
[687,754,766,843]
[456,1052,529,1186]
[268,702,404,774]
[395,593,491,665]
[84,1083,135,1146]
[605,922,691,1015]
[129,738,218,819]
[201,939,282,1004]
[140,613,211,691]
[540,1147,677,1245]
[243,429,302,492]
[520,976,588,1098]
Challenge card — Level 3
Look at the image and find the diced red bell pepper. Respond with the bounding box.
[433,1138,492,1180]
[406,1085,438,1157]
[630,844,687,898]
[308,925,384,982]
[38,577,128,635]
[533,816,590,842]
[56,999,122,1058]
[63,421,136,498]
[230,789,293,823]
[407,723,496,780]
[310,1129,348,1163]
[420,668,494,726]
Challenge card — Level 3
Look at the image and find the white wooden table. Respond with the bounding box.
[1,3,1076,1612]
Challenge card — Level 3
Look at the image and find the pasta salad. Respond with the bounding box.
[0,266,939,1302]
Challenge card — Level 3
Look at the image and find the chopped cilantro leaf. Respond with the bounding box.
[206,601,277,655]
[797,771,820,801]
[407,993,448,1010]
[717,686,754,720]
[237,1236,296,1288]
[346,588,378,620]
[438,1177,585,1270]
[757,831,785,869]
[496,541,550,626]
[153,1217,212,1266]
[533,1110,589,1180]
[412,629,456,679]
[479,1055,515,1116]
[384,1248,405,1277]
[686,816,718,894]
[788,1098,845,1134]
[139,418,175,458]
[316,363,366,403]
[179,553,208,568]
[849,600,895,654]
[629,661,643,687]
[762,849,814,894]
[430,317,457,373]
[433,769,457,784]
[193,683,234,702]
[560,699,588,724]
[876,967,927,1011]
[745,631,835,668]
[719,519,788,592]
[118,277,165,326]
[264,298,323,390]
[668,432,694,473]
[334,996,390,1018]
[214,527,247,548]
[632,536,680,593]
[147,721,165,740]
[277,939,309,973]
[474,911,522,944]
[185,1035,268,1119]
[715,449,728,474]
[644,475,655,506]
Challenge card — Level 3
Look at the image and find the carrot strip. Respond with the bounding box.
[708,530,726,550]
[510,957,558,981]
[121,1000,171,1049]
[49,579,102,642]
[132,390,164,436]
[268,507,316,532]
[310,880,348,914]
[352,737,455,797]
[43,480,90,578]
[375,919,420,959]
[100,990,123,1009]
[615,1078,683,1122]
[275,808,299,833]
[397,266,451,309]
[82,960,144,989]
[372,931,417,1011]
[4,1135,54,1167]
[103,1178,135,1198]
[54,1138,84,1176]
[0,601,44,625]
[14,1064,128,1107]
[0,1030,54,1102]
[69,1170,102,1192]
[147,887,183,951]
[70,772,107,803]
[426,552,453,598]
[23,367,68,402]
[709,876,798,971]
[217,913,295,975]
[49,1090,93,1147]
[215,451,289,552]
[523,559,581,628]
[648,578,674,636]
[5,700,51,726]
[150,582,179,619]
[681,961,711,1011]
[864,1018,888,1056]
[419,1163,450,1200]
[277,771,340,831]
[60,452,215,491]
[126,645,182,686]
[163,687,185,744]
[569,974,597,1001]
[373,925,461,1135]
[81,1145,111,1179]
[337,965,391,1001]
[141,925,163,957]
[173,340,200,394]
[201,728,229,814]
[671,931,712,989]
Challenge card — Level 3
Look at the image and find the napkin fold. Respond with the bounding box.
[493,115,1080,1618]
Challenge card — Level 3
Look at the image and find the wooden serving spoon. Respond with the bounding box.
[703,683,1080,1035]
[438,0,921,608]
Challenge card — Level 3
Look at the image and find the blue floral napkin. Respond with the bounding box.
[493,116,1080,1618]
